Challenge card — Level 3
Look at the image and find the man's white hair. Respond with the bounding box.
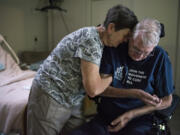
[133,18,161,47]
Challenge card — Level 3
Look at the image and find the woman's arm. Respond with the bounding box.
[100,74,160,105]
[81,60,112,97]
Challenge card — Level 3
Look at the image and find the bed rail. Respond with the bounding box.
[0,34,20,64]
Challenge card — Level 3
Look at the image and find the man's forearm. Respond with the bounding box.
[130,105,155,118]
[109,95,172,132]
[128,94,173,118]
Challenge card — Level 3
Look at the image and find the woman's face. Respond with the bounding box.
[105,27,130,48]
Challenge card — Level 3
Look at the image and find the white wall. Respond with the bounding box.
[47,0,89,50]
[175,2,180,95]
[0,0,48,55]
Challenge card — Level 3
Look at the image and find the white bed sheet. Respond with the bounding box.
[0,45,35,134]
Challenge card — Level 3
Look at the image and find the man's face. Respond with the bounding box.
[128,36,155,61]
[106,28,130,48]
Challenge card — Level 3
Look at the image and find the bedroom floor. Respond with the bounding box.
[169,102,180,135]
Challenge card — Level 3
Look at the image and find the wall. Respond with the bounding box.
[47,0,89,50]
[175,1,180,95]
[0,0,48,55]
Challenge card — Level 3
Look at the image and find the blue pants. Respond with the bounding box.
[68,115,153,135]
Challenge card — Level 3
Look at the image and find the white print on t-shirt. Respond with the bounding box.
[114,66,124,81]
[115,66,147,85]
[126,69,147,85]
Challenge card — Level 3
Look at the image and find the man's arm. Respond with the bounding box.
[108,94,172,132]
[81,59,112,97]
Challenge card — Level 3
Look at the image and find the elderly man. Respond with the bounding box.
[69,18,174,135]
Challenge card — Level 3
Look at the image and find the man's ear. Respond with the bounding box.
[107,23,115,33]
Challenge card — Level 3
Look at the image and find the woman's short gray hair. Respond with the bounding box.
[133,18,161,47]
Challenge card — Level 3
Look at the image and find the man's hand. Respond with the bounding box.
[107,94,171,133]
[107,98,161,133]
[153,95,172,110]
[108,111,134,132]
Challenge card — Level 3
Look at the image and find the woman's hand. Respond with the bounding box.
[135,90,160,106]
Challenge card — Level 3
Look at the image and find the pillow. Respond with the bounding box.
[0,63,5,71]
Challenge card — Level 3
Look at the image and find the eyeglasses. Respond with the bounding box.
[131,45,154,57]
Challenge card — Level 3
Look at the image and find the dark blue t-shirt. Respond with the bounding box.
[98,43,174,121]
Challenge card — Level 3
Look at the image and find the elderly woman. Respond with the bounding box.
[27,4,139,135]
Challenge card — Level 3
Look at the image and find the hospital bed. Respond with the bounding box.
[0,34,36,135]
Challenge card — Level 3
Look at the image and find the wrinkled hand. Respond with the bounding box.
[108,111,133,132]
[135,90,160,106]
